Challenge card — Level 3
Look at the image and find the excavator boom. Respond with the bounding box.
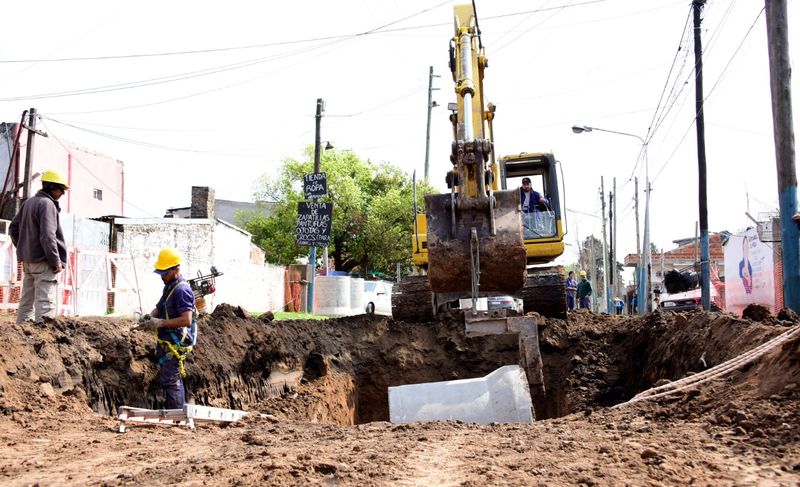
[425,2,527,296]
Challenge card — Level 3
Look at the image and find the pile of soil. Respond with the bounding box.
[0,304,797,485]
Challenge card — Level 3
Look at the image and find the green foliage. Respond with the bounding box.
[240,146,436,276]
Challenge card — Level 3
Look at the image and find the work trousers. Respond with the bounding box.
[17,261,60,323]
[566,293,576,310]
[579,296,591,310]
[157,346,186,409]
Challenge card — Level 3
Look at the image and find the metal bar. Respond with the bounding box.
[117,405,256,433]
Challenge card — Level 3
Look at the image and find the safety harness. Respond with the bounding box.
[155,281,197,378]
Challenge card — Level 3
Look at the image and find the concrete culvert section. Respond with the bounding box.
[0,305,798,485]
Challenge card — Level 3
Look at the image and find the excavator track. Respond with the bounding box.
[391,276,434,322]
[515,265,567,320]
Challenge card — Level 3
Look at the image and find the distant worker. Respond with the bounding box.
[9,169,69,323]
[138,248,197,409]
[577,270,592,310]
[615,297,624,315]
[631,293,638,314]
[565,271,578,310]
[519,177,549,238]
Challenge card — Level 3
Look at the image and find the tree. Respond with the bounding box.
[237,146,436,277]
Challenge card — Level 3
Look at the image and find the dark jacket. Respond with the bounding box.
[9,189,67,268]
[519,188,547,213]
[577,278,592,299]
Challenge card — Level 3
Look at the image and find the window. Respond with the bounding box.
[93,189,103,201]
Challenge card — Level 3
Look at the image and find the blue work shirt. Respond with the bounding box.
[154,276,195,345]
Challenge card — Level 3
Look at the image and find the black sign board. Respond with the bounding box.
[296,201,332,246]
[303,172,327,199]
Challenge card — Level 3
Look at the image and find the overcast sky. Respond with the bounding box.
[1,0,798,273]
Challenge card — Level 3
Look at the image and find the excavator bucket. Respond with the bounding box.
[425,189,527,293]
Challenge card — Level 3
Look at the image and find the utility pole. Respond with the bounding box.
[765,0,799,311]
[424,66,440,180]
[634,177,640,302]
[641,179,651,315]
[693,0,711,311]
[609,188,614,301]
[307,98,324,313]
[612,177,618,301]
[600,178,610,313]
[22,108,38,201]
[589,237,596,312]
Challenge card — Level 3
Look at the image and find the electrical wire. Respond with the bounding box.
[0,0,603,64]
[39,120,159,217]
[47,37,352,115]
[41,116,266,158]
[642,6,693,147]
[1,38,346,102]
[650,6,765,183]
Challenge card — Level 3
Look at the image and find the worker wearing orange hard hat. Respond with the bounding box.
[9,169,69,323]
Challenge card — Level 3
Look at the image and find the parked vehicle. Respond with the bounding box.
[364,280,393,316]
[660,288,721,312]
[486,295,524,313]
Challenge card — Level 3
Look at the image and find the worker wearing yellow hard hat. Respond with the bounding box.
[40,169,70,189]
[577,270,592,310]
[8,168,70,323]
[137,247,197,409]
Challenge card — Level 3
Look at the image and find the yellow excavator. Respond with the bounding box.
[392,3,567,399]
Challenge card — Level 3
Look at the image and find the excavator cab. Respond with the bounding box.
[500,152,565,264]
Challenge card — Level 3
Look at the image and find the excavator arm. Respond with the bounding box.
[425,3,528,296]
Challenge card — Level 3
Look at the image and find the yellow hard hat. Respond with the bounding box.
[41,169,69,189]
[579,270,587,277]
[154,247,182,274]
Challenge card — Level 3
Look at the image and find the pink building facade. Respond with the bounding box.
[0,121,124,218]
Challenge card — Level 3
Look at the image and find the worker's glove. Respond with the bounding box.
[137,317,163,332]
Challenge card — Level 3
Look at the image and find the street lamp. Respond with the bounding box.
[572,125,651,316]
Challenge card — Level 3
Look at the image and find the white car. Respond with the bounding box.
[364,280,393,316]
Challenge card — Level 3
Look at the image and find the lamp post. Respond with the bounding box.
[572,125,651,315]
[320,140,334,275]
[424,66,440,180]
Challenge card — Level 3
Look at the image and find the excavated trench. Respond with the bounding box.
[0,304,794,425]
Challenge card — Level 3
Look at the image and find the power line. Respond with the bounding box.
[47,38,352,115]
[0,0,453,64]
[39,120,159,218]
[41,116,267,158]
[1,38,347,102]
[643,6,693,146]
[650,6,765,183]
[0,1,602,64]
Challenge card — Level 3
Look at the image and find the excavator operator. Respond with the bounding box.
[519,177,549,239]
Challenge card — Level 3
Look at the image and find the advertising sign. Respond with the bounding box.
[723,228,775,314]
[303,172,327,199]
[296,201,332,246]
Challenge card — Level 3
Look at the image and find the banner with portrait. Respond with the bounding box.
[723,228,775,314]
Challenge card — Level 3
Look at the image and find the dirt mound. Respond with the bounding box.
[0,306,797,485]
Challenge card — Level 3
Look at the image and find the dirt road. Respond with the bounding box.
[0,306,797,485]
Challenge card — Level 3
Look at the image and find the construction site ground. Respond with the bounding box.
[0,304,798,486]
